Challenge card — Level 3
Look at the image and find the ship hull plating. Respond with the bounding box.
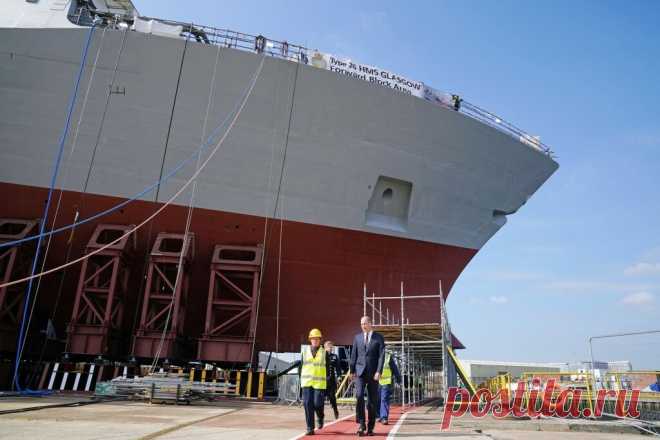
[0,26,557,360]
[1,182,476,357]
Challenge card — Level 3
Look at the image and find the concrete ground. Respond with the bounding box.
[0,395,652,439]
[397,404,650,439]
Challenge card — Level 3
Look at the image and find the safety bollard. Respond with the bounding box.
[246,369,253,398]
[235,371,242,396]
[258,371,265,400]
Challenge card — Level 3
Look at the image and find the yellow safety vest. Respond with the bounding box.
[379,353,392,385]
[301,346,326,389]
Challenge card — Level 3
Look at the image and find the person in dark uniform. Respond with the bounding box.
[451,93,462,111]
[324,340,341,419]
[350,315,385,436]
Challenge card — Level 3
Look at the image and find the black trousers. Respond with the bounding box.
[354,374,379,430]
[327,382,338,413]
[302,387,325,430]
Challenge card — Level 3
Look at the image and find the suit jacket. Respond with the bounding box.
[349,331,385,378]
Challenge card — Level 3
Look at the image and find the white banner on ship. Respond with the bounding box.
[422,84,454,108]
[306,50,424,98]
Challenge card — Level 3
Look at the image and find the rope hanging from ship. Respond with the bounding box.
[130,27,192,367]
[0,32,552,254]
[0,40,247,251]
[128,28,194,357]
[148,36,221,373]
[0,115,235,251]
[12,23,98,392]
[0,56,266,295]
[253,60,301,360]
[61,27,131,357]
[17,26,112,382]
[9,37,266,387]
[17,22,128,388]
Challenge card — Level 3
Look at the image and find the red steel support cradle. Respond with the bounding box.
[132,232,194,359]
[197,245,262,362]
[0,218,40,353]
[66,224,135,356]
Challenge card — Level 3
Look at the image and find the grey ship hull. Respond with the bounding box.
[0,27,557,356]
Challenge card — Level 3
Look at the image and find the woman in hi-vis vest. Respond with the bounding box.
[300,328,329,435]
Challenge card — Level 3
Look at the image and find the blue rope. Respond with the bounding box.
[0,49,252,251]
[13,25,97,392]
[0,116,228,249]
[8,38,262,391]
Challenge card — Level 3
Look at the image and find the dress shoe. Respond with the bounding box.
[367,430,374,436]
[357,426,366,436]
[317,417,324,429]
[306,429,314,435]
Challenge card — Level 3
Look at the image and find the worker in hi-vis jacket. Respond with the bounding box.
[297,328,329,435]
[377,350,401,425]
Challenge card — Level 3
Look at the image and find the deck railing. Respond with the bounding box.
[95,13,554,156]
[142,17,308,64]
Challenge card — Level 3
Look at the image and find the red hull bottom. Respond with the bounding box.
[0,182,476,359]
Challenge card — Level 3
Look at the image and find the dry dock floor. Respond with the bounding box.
[0,395,651,439]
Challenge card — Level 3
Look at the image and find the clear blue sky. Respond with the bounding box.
[136,1,660,369]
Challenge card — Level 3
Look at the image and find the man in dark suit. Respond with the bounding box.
[350,315,385,436]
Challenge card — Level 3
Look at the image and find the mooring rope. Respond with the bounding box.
[13,23,97,391]
[148,41,225,372]
[0,55,266,293]
[18,26,109,368]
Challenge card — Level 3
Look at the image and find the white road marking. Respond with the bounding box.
[386,411,408,439]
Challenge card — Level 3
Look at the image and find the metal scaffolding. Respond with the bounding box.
[363,281,453,408]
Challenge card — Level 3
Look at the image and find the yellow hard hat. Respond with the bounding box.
[308,328,322,339]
